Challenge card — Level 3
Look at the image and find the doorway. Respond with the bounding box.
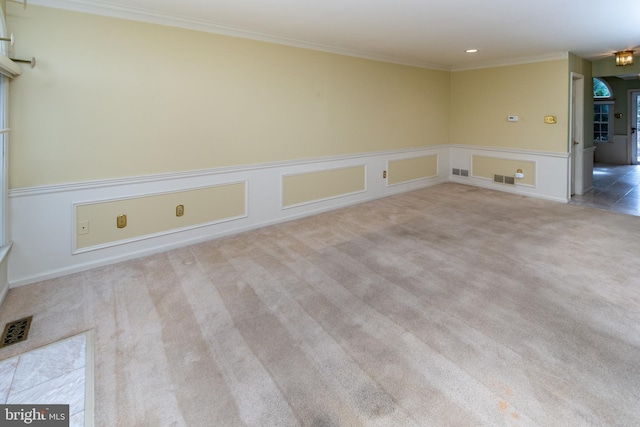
[631,90,640,164]
[570,73,585,196]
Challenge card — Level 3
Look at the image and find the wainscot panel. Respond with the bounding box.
[387,155,438,185]
[75,182,247,252]
[471,156,536,186]
[449,145,569,202]
[282,166,366,208]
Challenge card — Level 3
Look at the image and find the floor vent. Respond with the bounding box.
[0,316,33,348]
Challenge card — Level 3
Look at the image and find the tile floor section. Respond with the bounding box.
[570,163,640,216]
[0,333,91,427]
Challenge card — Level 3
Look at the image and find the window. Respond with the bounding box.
[594,103,612,142]
[593,78,614,143]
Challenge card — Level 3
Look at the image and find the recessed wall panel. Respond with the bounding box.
[282,166,365,208]
[472,156,535,186]
[388,155,438,185]
[75,182,246,250]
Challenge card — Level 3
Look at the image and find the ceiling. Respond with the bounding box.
[31,0,640,70]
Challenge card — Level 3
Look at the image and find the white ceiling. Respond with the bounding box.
[31,0,640,69]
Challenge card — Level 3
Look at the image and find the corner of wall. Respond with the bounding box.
[0,242,12,308]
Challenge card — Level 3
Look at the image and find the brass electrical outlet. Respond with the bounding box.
[116,214,127,228]
[176,205,184,217]
[383,170,387,179]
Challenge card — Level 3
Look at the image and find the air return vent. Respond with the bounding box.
[494,174,516,186]
[0,316,32,348]
[452,168,460,176]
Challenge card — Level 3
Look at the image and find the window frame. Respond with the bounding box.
[593,78,615,144]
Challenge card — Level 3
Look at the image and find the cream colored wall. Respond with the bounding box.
[388,155,438,185]
[282,166,365,208]
[7,4,450,189]
[450,60,569,153]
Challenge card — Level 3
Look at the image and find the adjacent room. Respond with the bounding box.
[0,0,638,426]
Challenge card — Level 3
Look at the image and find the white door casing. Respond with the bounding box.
[570,73,585,196]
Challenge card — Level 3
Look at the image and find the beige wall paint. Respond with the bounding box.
[450,60,569,153]
[388,155,438,185]
[7,4,450,188]
[76,182,246,249]
[282,165,365,207]
[471,156,535,186]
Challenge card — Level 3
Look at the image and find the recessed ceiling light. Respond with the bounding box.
[465,49,478,53]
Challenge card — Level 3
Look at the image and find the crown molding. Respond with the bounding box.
[27,0,450,71]
[451,51,569,71]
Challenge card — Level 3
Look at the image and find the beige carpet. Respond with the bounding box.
[0,183,638,426]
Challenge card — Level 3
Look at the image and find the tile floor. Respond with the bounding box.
[570,163,640,216]
[0,332,92,427]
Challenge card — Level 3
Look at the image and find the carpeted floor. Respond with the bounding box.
[0,183,638,426]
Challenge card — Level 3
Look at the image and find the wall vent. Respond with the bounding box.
[493,174,504,183]
[504,176,515,185]
[1,316,32,348]
[460,169,469,177]
[452,168,460,176]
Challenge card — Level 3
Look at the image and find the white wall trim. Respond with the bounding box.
[71,180,249,255]
[26,1,570,72]
[27,0,449,71]
[450,144,570,159]
[450,52,569,72]
[8,146,449,287]
[9,147,448,197]
[449,145,570,202]
[7,144,570,288]
[281,164,367,210]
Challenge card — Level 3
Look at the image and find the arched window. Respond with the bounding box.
[593,78,614,142]
[593,77,612,99]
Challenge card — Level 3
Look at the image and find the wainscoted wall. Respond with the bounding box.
[8,147,451,287]
[595,135,629,165]
[8,145,572,287]
[282,166,366,208]
[4,3,578,291]
[471,156,536,186]
[449,145,570,202]
[75,182,247,252]
[387,155,438,185]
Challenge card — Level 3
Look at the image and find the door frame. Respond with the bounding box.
[629,89,640,165]
[570,72,585,196]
